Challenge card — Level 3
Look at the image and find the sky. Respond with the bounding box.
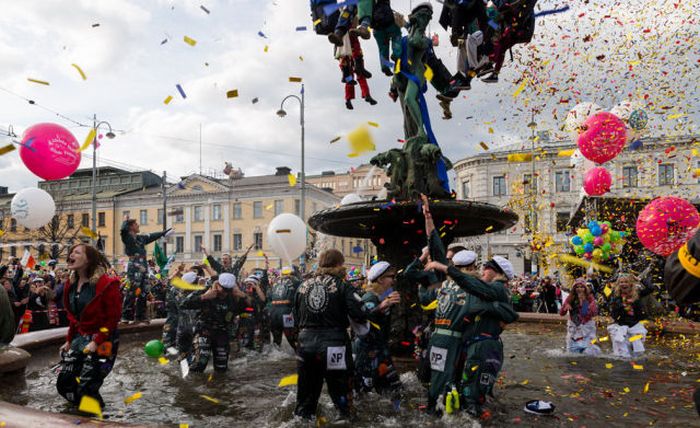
[0,0,698,193]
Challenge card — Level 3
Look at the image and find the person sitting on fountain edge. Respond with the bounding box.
[179,272,248,373]
[353,261,404,410]
[56,244,122,410]
[293,249,368,422]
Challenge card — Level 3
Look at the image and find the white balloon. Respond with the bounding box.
[267,213,307,262]
[11,187,56,229]
[565,102,603,142]
[340,193,363,205]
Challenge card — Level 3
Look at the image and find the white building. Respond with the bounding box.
[453,134,700,275]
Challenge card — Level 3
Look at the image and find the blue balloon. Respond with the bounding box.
[590,225,602,236]
[584,243,594,253]
[572,236,583,245]
[587,220,599,230]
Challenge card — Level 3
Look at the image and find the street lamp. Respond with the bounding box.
[91,114,115,245]
[277,83,306,268]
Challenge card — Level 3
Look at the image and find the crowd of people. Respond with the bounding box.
[0,210,698,420]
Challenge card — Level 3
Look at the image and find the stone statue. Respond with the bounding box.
[371,2,452,200]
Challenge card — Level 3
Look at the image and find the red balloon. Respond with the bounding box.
[636,197,700,256]
[19,123,81,181]
[577,112,627,164]
[583,167,612,196]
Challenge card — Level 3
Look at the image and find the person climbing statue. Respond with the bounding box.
[334,14,377,110]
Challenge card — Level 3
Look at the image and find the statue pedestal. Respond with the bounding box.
[0,346,30,375]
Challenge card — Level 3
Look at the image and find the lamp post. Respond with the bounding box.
[527,111,538,275]
[277,84,306,269]
[91,114,116,245]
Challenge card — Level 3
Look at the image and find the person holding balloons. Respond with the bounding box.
[120,216,173,324]
[606,273,653,359]
[56,244,122,410]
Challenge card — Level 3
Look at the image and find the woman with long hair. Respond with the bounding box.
[560,278,600,355]
[56,244,122,409]
[607,273,651,358]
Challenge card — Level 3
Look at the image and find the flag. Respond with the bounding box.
[21,249,36,269]
[154,242,168,272]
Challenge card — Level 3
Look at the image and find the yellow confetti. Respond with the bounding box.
[512,79,527,97]
[27,77,50,85]
[288,173,297,187]
[164,95,173,105]
[208,373,213,382]
[367,121,379,128]
[348,125,375,154]
[78,128,96,153]
[643,382,650,393]
[0,144,15,156]
[507,153,532,162]
[558,149,575,157]
[79,395,103,419]
[288,76,302,83]
[200,394,220,404]
[488,127,494,134]
[470,365,479,372]
[183,35,197,46]
[520,379,529,385]
[692,149,699,157]
[99,327,109,333]
[599,336,609,342]
[257,250,264,257]
[71,63,87,80]
[394,58,401,74]
[81,226,98,239]
[628,335,643,342]
[369,321,381,330]
[124,392,143,404]
[278,374,298,387]
[179,425,189,428]
[264,45,269,53]
[667,113,686,120]
[0,230,4,238]
[485,225,494,232]
[313,18,322,26]
[347,152,359,158]
[570,361,577,365]
[605,363,613,371]
[299,56,303,61]
[171,277,205,291]
[479,142,489,150]
[632,364,644,370]
[421,300,438,311]
[159,357,169,365]
[265,204,273,210]
[202,256,210,266]
[623,387,630,393]
[226,89,239,98]
[424,65,434,82]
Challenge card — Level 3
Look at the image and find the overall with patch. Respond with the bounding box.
[268,275,300,349]
[293,267,367,419]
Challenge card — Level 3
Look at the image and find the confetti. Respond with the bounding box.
[200,394,220,404]
[258,31,267,38]
[632,364,644,370]
[81,227,97,239]
[71,63,87,80]
[176,84,187,99]
[424,65,434,82]
[124,392,143,404]
[512,79,528,97]
[0,144,16,156]
[605,363,613,369]
[226,89,239,98]
[171,277,205,291]
[329,136,342,144]
[288,76,302,83]
[263,45,269,53]
[92,23,100,28]
[295,26,307,31]
[158,357,169,365]
[367,121,379,128]
[251,97,259,104]
[288,173,297,187]
[164,95,173,105]
[78,128,96,152]
[643,382,650,393]
[79,395,103,419]
[200,5,210,14]
[520,379,529,385]
[628,335,643,342]
[27,78,49,85]
[480,142,489,150]
[183,35,197,46]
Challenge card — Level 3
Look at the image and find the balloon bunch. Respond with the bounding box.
[346,266,363,281]
[566,102,649,196]
[570,220,626,262]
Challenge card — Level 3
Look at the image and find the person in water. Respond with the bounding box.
[559,278,600,355]
[56,244,122,409]
[607,273,652,358]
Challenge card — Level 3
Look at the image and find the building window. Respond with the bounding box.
[253,201,263,218]
[10,246,16,257]
[67,214,74,229]
[98,212,106,227]
[555,171,571,193]
[492,176,506,196]
[213,234,222,252]
[294,199,301,215]
[174,209,184,223]
[212,204,222,221]
[122,210,130,219]
[622,166,638,188]
[233,203,242,219]
[523,174,537,195]
[658,164,674,186]
[556,212,570,232]
[10,218,16,232]
[81,213,90,227]
[233,233,242,251]
[274,200,284,216]
[194,206,204,222]
[254,232,263,250]
[461,180,470,199]
[175,236,184,253]
[157,208,164,224]
[194,235,203,252]
[140,209,148,225]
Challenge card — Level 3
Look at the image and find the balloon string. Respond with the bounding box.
[0,84,90,128]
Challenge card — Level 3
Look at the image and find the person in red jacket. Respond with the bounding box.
[56,244,122,410]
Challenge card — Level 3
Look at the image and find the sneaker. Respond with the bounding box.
[481,72,499,83]
[381,66,394,77]
[345,100,354,110]
[523,400,555,415]
[328,31,344,46]
[350,25,371,40]
[364,95,377,105]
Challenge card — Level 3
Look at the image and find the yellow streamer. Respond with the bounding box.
[71,63,87,80]
[171,277,205,291]
[78,129,96,153]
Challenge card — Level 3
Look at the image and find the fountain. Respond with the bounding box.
[309,4,518,352]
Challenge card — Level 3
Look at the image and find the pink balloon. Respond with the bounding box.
[593,236,604,246]
[636,196,700,256]
[19,123,81,181]
[583,167,612,196]
[577,112,627,164]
